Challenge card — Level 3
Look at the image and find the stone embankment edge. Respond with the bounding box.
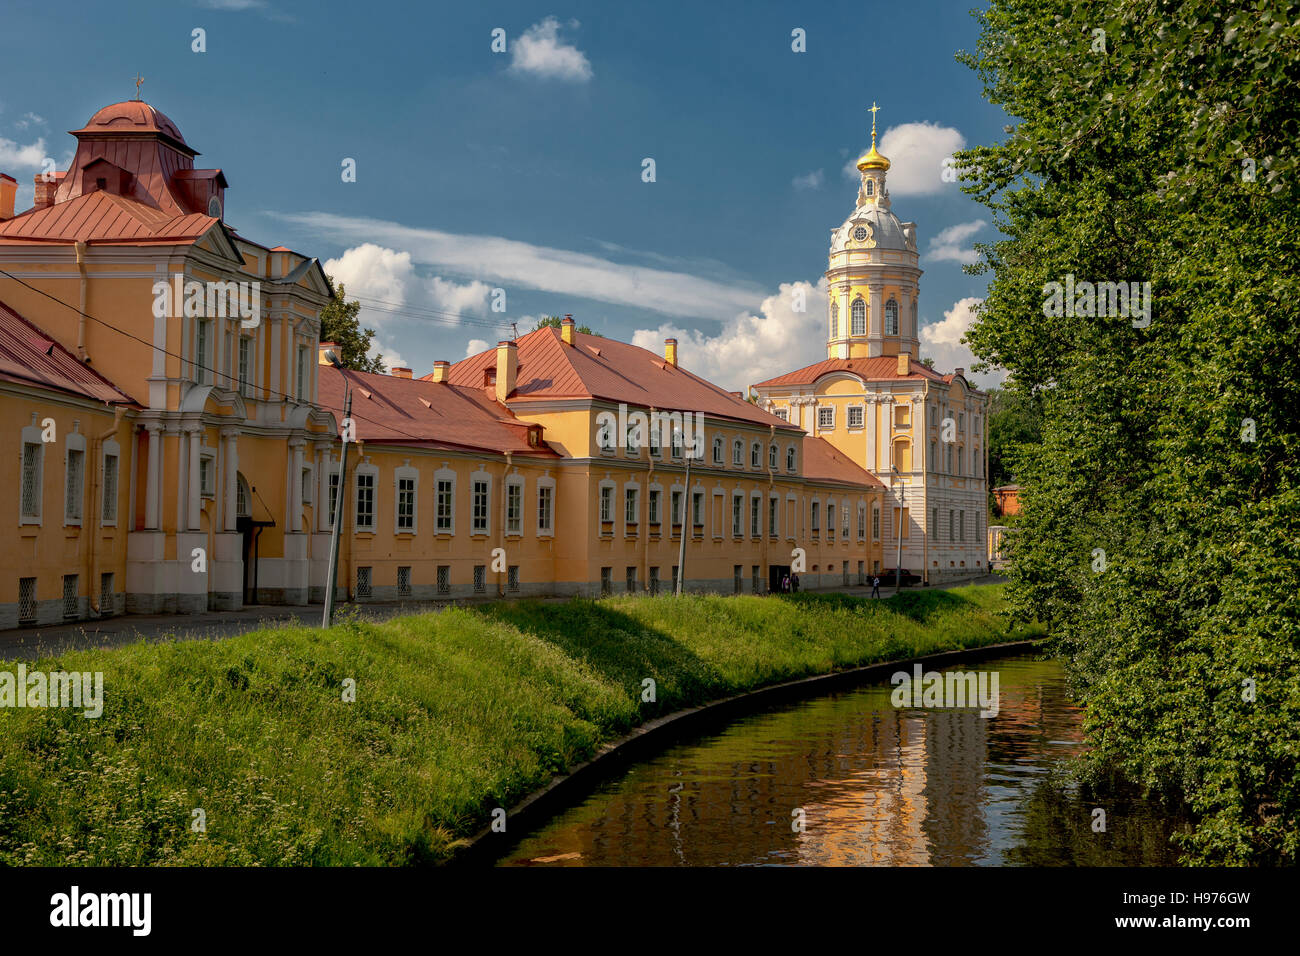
[452,636,1045,866]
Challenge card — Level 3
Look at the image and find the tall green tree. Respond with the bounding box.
[957,0,1299,863]
[319,278,386,373]
[985,386,1042,491]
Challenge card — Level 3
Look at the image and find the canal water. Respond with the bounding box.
[499,652,1185,866]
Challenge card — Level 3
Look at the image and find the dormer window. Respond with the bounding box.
[864,180,874,197]
[208,196,222,219]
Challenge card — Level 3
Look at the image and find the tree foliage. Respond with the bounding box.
[532,314,595,335]
[986,386,1042,491]
[956,0,1300,863]
[319,278,386,373]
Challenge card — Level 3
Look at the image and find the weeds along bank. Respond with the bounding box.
[0,585,1037,865]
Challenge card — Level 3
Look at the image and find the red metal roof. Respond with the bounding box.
[70,101,190,148]
[753,355,954,389]
[0,189,215,244]
[438,327,801,430]
[318,365,559,457]
[802,437,885,489]
[0,300,137,405]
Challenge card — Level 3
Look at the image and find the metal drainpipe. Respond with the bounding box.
[499,451,511,597]
[75,241,89,362]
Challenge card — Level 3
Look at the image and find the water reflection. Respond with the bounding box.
[499,654,1185,867]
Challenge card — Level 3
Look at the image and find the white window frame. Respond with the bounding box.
[64,430,86,526]
[817,406,835,430]
[506,475,524,535]
[471,472,492,535]
[353,463,377,531]
[394,464,418,534]
[101,439,120,527]
[786,446,796,473]
[847,405,865,429]
[851,297,866,336]
[599,480,616,523]
[536,477,555,536]
[732,439,743,467]
[434,467,457,535]
[19,422,45,525]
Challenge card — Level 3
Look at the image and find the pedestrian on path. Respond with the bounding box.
[871,576,881,598]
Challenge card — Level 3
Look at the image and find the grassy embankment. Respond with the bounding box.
[0,584,1042,865]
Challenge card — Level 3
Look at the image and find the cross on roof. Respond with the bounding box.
[134,74,144,100]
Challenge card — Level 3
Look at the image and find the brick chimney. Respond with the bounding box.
[955,367,965,378]
[897,353,910,376]
[495,340,517,403]
[430,361,449,383]
[665,337,678,367]
[561,314,575,345]
[0,174,15,221]
[33,172,60,209]
[390,367,412,379]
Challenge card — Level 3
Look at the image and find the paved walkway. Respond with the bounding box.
[0,574,1005,661]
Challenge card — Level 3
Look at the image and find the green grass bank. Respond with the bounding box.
[0,584,1042,866]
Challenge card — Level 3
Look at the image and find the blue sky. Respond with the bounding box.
[0,0,1007,390]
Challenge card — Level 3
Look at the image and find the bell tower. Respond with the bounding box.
[825,102,922,360]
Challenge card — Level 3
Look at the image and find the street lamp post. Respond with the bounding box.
[322,352,352,628]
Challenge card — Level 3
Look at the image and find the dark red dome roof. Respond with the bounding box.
[72,101,187,145]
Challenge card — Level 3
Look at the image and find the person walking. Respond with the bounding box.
[791,572,800,593]
[871,575,881,599]
[781,574,791,593]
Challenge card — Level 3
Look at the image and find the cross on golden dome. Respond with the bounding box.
[857,100,891,172]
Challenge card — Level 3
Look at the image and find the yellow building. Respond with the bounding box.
[0,98,886,629]
[751,109,990,582]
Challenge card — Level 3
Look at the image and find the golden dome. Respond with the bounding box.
[856,100,891,171]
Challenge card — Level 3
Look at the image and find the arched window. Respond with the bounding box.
[864,179,874,197]
[768,443,778,468]
[893,438,912,472]
[236,474,251,517]
[786,446,796,472]
[829,299,839,338]
[712,436,723,464]
[885,299,899,336]
[750,442,761,469]
[851,298,866,336]
[732,439,743,466]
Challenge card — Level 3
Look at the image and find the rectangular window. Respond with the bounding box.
[848,406,864,429]
[397,477,415,531]
[732,495,743,537]
[671,566,679,591]
[774,408,788,422]
[752,565,761,594]
[538,485,553,533]
[949,510,955,541]
[436,479,454,532]
[947,445,953,473]
[932,507,939,539]
[20,442,42,521]
[827,504,836,542]
[895,405,911,428]
[649,566,660,596]
[200,456,215,498]
[100,572,114,616]
[326,471,340,527]
[930,441,937,472]
[872,506,881,540]
[507,481,522,534]
[62,574,78,619]
[600,486,613,523]
[750,444,760,469]
[601,566,612,596]
[238,336,251,397]
[769,497,778,537]
[296,346,308,402]
[507,566,520,592]
[473,565,486,594]
[195,320,210,384]
[648,488,661,525]
[858,504,866,539]
[811,501,820,534]
[626,566,637,593]
[625,487,638,525]
[65,448,84,523]
[397,566,412,597]
[356,567,371,598]
[818,406,834,429]
[355,473,375,530]
[671,490,682,526]
[733,565,743,594]
[18,577,37,625]
[437,566,450,594]
[960,510,966,542]
[692,492,703,528]
[472,478,490,533]
[750,497,760,537]
[101,452,119,524]
[732,441,743,466]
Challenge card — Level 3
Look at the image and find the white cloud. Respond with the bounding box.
[0,135,47,169]
[919,297,1004,388]
[926,220,986,265]
[509,17,592,82]
[428,275,491,315]
[792,169,824,191]
[13,113,44,131]
[632,279,828,393]
[282,213,765,321]
[465,338,491,359]
[843,121,966,197]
